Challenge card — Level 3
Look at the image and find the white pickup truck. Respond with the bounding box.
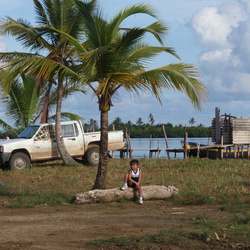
[0,120,125,170]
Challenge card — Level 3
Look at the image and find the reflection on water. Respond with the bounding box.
[113,137,211,159]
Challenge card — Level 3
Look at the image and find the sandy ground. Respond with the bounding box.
[0,201,249,250]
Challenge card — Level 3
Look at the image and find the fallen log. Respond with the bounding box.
[74,185,179,204]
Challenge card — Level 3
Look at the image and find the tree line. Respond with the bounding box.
[83,115,211,138]
[118,123,211,138]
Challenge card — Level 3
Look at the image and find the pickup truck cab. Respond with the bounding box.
[0,120,125,170]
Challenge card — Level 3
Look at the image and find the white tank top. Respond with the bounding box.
[131,168,140,179]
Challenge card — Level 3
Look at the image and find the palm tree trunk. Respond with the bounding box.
[92,110,109,189]
[39,85,51,123]
[55,78,78,165]
[40,99,49,123]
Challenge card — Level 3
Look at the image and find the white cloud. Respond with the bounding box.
[200,48,232,62]
[192,1,250,105]
[192,4,245,47]
[239,0,250,13]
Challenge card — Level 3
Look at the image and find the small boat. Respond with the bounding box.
[181,141,249,159]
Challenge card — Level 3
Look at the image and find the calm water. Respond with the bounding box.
[114,137,212,159]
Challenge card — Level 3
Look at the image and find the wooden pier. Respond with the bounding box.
[119,140,250,160]
[119,108,250,160]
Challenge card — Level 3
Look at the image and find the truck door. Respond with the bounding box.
[61,123,84,156]
[33,125,58,160]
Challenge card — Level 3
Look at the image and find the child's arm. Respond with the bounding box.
[128,170,133,183]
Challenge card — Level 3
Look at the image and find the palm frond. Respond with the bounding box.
[0,52,80,81]
[123,45,180,67]
[0,119,18,136]
[0,17,50,51]
[1,74,40,128]
[143,21,168,46]
[109,4,158,36]
[140,63,208,109]
[33,0,50,26]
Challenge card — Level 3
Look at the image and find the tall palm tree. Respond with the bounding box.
[0,0,95,164]
[68,2,207,189]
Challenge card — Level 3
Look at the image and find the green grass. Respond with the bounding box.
[0,158,249,248]
[0,158,249,208]
[85,230,186,249]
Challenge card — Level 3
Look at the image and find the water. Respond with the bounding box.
[113,137,211,159]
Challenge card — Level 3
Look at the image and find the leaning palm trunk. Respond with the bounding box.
[55,78,78,165]
[92,110,109,189]
[39,84,51,123]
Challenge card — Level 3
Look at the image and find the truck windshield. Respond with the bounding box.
[18,125,40,139]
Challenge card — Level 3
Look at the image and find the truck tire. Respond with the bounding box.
[86,147,99,166]
[9,152,31,170]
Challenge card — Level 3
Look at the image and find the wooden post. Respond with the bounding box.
[149,134,152,158]
[220,135,224,159]
[111,124,115,158]
[225,147,229,159]
[128,132,132,158]
[206,137,211,158]
[233,144,236,159]
[184,132,189,159]
[215,107,221,144]
[124,129,132,158]
[248,144,250,160]
[162,125,170,159]
[197,142,200,158]
[157,140,161,158]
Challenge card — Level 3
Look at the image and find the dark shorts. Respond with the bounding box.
[128,177,139,189]
[128,183,137,188]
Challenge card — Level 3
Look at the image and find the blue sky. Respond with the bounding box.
[0,0,250,128]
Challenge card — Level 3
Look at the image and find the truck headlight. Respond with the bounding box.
[0,146,4,153]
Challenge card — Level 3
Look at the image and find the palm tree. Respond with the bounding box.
[0,73,84,135]
[69,2,207,189]
[148,113,155,127]
[136,117,144,126]
[0,0,94,164]
[112,117,122,127]
[88,118,98,131]
[189,117,196,126]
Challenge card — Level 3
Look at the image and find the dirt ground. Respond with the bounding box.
[0,201,249,250]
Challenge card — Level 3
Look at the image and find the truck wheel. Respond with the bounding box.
[9,152,31,170]
[86,147,99,166]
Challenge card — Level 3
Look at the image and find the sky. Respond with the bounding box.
[0,0,250,128]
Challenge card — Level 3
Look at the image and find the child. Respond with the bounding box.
[120,159,143,204]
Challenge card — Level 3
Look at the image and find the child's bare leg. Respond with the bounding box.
[137,186,143,204]
[123,173,129,183]
[138,186,143,197]
[121,174,129,190]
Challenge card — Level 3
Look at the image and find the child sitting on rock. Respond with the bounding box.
[120,159,143,204]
